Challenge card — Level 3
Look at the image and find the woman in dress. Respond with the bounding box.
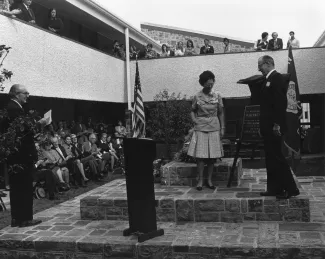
[187,71,225,191]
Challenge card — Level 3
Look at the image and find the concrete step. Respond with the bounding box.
[80,180,310,223]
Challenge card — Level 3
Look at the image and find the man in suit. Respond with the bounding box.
[254,32,269,51]
[258,56,300,199]
[200,39,214,54]
[0,0,35,24]
[6,84,42,227]
[267,32,283,51]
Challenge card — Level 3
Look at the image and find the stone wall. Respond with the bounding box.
[141,26,254,53]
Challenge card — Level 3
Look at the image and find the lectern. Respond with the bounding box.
[122,138,164,242]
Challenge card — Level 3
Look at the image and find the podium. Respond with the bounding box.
[122,138,164,242]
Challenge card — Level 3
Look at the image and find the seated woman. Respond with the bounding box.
[160,44,170,58]
[40,141,70,191]
[97,133,116,172]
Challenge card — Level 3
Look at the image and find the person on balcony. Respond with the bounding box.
[267,32,283,50]
[187,71,225,191]
[48,8,64,35]
[145,43,157,59]
[174,41,185,56]
[184,40,196,56]
[0,0,35,24]
[254,32,269,51]
[223,38,231,53]
[160,44,170,58]
[287,31,300,49]
[200,39,214,54]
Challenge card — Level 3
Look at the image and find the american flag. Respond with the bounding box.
[132,60,145,138]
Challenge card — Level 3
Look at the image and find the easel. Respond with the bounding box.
[227,105,263,187]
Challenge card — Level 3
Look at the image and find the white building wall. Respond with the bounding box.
[0,15,126,103]
[131,47,325,101]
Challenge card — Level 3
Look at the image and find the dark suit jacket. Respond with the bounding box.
[259,71,288,135]
[267,38,283,50]
[6,99,38,165]
[200,45,214,54]
[15,3,35,23]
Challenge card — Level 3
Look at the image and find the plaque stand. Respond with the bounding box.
[227,105,263,187]
[122,138,164,242]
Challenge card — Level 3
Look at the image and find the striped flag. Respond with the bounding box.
[132,60,146,138]
[284,46,302,156]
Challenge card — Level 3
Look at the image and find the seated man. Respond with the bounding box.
[51,136,86,188]
[114,120,127,145]
[83,133,113,174]
[70,134,103,180]
[61,135,89,183]
[97,133,116,171]
[34,142,59,200]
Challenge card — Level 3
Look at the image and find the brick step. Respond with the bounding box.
[161,158,243,187]
[1,220,324,259]
[80,183,310,223]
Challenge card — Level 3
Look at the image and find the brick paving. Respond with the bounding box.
[0,172,325,258]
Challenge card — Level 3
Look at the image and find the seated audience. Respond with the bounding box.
[62,135,89,183]
[51,136,86,188]
[167,45,175,57]
[106,134,120,161]
[34,142,60,200]
[174,41,185,56]
[160,44,170,58]
[48,8,64,35]
[184,40,196,56]
[70,134,103,180]
[287,31,300,49]
[72,116,86,135]
[83,133,113,173]
[145,43,158,59]
[254,32,269,50]
[56,121,65,135]
[41,140,70,190]
[86,116,94,130]
[268,32,283,50]
[223,38,231,53]
[0,0,35,24]
[58,131,66,145]
[200,39,214,54]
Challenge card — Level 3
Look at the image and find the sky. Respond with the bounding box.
[95,0,325,47]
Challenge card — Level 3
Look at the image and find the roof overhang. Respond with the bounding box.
[314,30,325,47]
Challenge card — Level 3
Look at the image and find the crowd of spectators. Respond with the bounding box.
[254,31,300,51]
[0,116,128,201]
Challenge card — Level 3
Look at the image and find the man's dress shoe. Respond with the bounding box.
[276,189,300,199]
[260,191,278,196]
[19,219,42,228]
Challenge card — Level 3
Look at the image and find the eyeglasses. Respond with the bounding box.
[18,91,29,95]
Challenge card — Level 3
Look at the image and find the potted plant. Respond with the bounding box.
[0,44,13,92]
[146,89,194,160]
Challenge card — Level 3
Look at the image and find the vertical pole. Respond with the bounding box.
[125,27,132,111]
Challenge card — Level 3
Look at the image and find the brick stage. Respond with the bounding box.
[0,172,325,258]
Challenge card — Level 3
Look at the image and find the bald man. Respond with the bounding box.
[6,84,42,228]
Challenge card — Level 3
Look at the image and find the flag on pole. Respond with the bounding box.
[132,60,146,138]
[284,46,302,156]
